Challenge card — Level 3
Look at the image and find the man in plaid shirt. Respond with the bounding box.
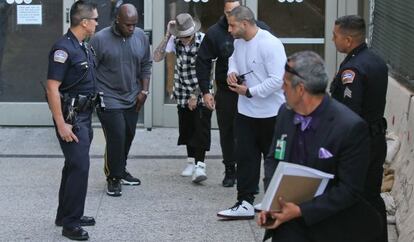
[154,13,212,183]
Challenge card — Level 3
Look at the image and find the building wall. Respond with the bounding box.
[384,77,414,242]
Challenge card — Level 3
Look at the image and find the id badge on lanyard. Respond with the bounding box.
[274,134,287,160]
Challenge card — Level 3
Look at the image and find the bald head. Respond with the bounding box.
[118,3,138,19]
[116,4,138,38]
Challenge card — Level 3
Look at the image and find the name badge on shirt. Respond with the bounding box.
[274,134,287,160]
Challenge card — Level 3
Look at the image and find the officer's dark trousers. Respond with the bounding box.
[97,107,138,179]
[215,89,238,167]
[365,133,388,242]
[55,111,93,228]
[234,113,276,204]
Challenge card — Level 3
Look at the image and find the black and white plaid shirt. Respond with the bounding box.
[171,32,209,107]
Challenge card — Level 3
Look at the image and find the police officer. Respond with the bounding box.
[46,1,98,240]
[330,15,388,242]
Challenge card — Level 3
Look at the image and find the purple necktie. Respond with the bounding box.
[293,114,312,131]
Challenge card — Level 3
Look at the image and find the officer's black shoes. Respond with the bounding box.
[222,165,236,187]
[107,178,122,197]
[62,226,89,241]
[55,216,96,227]
[121,171,141,186]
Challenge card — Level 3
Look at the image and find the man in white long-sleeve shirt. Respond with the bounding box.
[217,6,286,220]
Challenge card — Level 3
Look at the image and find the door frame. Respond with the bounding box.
[151,0,359,128]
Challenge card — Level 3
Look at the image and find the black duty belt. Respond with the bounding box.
[369,117,387,137]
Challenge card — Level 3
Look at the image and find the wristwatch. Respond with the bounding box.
[245,88,252,98]
[141,90,149,95]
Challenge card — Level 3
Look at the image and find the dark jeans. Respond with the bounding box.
[234,113,276,204]
[365,133,388,242]
[97,107,138,179]
[177,105,212,162]
[215,89,238,167]
[55,111,93,228]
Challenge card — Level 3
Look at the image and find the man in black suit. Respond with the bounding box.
[258,51,382,242]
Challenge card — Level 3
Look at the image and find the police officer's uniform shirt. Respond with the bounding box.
[330,43,388,123]
[47,29,96,95]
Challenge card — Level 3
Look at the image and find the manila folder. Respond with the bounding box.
[270,175,322,211]
[261,162,334,212]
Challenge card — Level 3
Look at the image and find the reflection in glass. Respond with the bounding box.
[0,2,12,98]
[258,0,325,57]
[0,0,61,102]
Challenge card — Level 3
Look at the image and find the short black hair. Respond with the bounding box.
[70,0,97,27]
[335,15,366,42]
[224,0,242,4]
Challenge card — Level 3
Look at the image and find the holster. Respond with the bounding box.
[60,93,77,125]
[369,117,387,137]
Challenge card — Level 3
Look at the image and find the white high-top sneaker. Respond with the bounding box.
[181,158,195,177]
[217,200,255,220]
[192,161,207,183]
[254,203,262,212]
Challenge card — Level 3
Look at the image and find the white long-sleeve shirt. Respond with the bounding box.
[228,28,286,118]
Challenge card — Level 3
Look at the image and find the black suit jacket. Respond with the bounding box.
[263,97,382,242]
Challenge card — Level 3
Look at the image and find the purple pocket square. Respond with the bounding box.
[319,147,333,159]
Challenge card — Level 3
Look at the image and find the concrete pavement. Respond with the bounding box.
[0,126,397,241]
[0,127,264,241]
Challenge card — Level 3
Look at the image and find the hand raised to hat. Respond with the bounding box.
[166,20,176,37]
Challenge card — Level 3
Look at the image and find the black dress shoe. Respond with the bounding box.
[55,216,96,227]
[62,226,89,241]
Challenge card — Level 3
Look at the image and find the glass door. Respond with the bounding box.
[0,0,153,127]
[0,0,65,125]
[257,0,325,58]
[152,0,221,127]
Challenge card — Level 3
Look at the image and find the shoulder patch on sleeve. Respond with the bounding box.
[53,50,68,64]
[344,86,352,99]
[341,69,355,84]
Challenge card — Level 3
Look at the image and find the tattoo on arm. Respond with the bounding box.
[153,34,171,62]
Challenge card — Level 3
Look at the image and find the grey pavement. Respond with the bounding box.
[0,126,265,242]
[0,126,397,242]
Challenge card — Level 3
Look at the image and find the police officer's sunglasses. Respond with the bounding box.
[285,61,305,80]
[83,17,99,22]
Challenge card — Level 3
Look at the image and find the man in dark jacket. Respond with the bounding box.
[258,51,383,242]
[196,0,271,187]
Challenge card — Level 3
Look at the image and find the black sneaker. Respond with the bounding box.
[107,178,122,197]
[121,171,141,186]
[222,165,236,187]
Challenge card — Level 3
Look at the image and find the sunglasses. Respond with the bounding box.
[84,17,99,22]
[285,62,304,80]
